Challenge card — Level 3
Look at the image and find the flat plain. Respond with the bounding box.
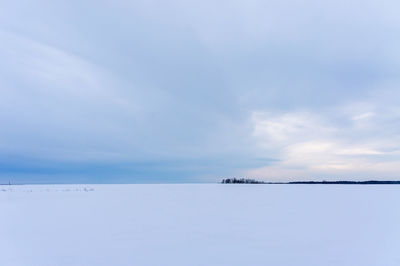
[1,184,399,266]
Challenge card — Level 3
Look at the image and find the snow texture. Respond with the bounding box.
[1,184,400,266]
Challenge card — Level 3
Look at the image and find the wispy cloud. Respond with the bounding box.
[247,97,400,180]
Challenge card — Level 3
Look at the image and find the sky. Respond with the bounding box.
[1,0,400,183]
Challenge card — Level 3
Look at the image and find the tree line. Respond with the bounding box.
[221,178,400,185]
[221,178,265,184]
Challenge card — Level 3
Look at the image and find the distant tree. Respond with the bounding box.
[221,178,265,184]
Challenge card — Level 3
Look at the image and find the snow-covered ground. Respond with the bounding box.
[1,184,399,266]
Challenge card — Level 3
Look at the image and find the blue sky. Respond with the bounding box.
[1,0,400,183]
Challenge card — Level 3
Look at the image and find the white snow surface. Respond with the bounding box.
[1,184,400,266]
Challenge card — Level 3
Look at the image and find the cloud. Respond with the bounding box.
[247,97,400,180]
[1,0,400,182]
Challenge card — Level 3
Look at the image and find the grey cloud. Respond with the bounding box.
[1,0,400,182]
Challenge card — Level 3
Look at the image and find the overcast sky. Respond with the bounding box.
[1,0,400,183]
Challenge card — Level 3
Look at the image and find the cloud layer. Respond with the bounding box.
[1,0,400,182]
[249,97,400,180]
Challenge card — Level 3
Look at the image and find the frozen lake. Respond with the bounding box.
[1,184,399,266]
